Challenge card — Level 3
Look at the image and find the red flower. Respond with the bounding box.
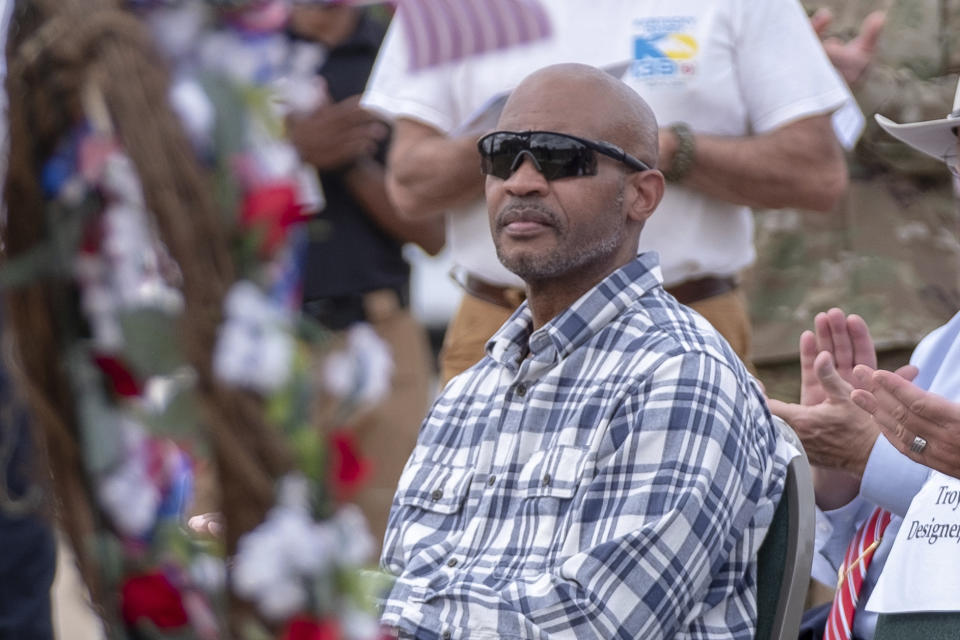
[281,616,341,640]
[79,214,106,254]
[329,430,370,500]
[120,572,189,630]
[93,354,142,397]
[240,182,305,256]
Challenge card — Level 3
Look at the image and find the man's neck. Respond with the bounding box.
[522,246,641,330]
[526,265,611,330]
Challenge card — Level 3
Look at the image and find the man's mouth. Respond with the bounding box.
[496,205,558,236]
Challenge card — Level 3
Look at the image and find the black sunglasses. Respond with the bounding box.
[477,130,651,180]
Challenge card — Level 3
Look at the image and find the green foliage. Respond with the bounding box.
[117,309,185,378]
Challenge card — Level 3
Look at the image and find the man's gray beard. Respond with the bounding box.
[497,188,625,282]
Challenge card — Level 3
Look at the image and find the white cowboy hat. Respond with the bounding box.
[875,79,960,164]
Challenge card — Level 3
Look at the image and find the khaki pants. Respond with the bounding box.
[439,285,752,386]
[351,306,433,553]
[439,293,516,386]
[687,287,753,367]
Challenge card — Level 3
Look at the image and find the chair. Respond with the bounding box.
[755,417,815,640]
[874,612,960,639]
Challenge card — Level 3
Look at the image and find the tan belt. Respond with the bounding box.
[665,275,738,305]
[450,270,526,310]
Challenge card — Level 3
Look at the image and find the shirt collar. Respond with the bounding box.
[486,252,664,371]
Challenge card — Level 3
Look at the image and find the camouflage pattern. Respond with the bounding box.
[747,0,960,362]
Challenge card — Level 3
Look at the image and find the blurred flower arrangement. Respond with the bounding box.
[3,0,394,638]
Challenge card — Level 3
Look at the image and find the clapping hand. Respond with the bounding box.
[766,309,917,507]
[852,369,960,480]
[768,310,882,475]
[811,8,886,86]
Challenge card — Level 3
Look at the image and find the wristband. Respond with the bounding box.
[663,122,695,183]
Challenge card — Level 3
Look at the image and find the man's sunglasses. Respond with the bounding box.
[477,130,651,181]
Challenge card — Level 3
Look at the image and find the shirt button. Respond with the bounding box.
[447,558,458,568]
[487,475,496,486]
[514,383,527,397]
[542,474,552,487]
[441,631,451,640]
[431,489,443,501]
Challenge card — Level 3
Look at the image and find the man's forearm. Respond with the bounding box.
[663,114,848,212]
[343,158,445,255]
[386,121,484,220]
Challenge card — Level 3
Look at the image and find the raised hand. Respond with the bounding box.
[799,308,876,406]
[769,351,877,476]
[811,8,886,86]
[770,308,881,508]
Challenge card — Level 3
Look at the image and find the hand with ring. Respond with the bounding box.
[851,368,960,480]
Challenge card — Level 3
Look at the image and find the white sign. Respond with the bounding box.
[866,472,960,613]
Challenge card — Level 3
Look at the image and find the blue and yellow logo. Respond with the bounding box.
[632,17,699,79]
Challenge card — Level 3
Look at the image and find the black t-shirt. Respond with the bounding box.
[300,14,409,303]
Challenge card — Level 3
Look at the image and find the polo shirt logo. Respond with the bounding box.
[631,16,699,81]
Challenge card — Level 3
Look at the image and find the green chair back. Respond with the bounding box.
[755,418,815,640]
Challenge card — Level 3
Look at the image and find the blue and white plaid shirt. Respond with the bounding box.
[381,253,790,640]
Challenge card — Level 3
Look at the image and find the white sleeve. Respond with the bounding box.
[813,497,869,583]
[860,437,933,517]
[733,0,850,133]
[360,16,458,134]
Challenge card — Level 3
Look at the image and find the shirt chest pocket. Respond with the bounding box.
[395,460,475,514]
[518,446,591,500]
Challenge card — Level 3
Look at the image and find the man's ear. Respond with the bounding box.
[625,169,665,224]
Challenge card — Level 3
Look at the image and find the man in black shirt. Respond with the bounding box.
[287,4,443,547]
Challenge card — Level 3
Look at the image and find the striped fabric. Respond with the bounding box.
[380,253,791,639]
[394,0,551,71]
[825,507,894,640]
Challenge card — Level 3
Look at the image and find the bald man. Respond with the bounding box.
[379,65,792,640]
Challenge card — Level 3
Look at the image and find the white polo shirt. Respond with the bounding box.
[363,0,849,288]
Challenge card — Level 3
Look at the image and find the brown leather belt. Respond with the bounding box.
[452,270,736,310]
[451,270,526,310]
[666,275,737,305]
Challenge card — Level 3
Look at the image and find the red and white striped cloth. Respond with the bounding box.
[824,507,893,640]
[393,0,551,70]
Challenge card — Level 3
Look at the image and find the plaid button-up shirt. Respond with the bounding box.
[381,253,789,640]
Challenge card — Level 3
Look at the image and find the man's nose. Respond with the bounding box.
[504,152,549,196]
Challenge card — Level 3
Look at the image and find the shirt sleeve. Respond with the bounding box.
[812,496,871,584]
[812,436,932,585]
[387,351,785,640]
[859,436,932,517]
[733,0,850,133]
[360,13,459,133]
